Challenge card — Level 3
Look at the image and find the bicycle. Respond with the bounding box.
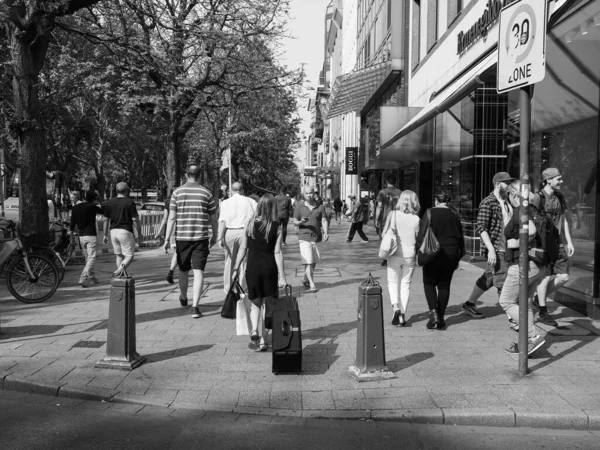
[30,219,78,283]
[0,218,60,303]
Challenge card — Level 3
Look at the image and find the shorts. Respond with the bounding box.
[543,246,570,276]
[110,229,136,257]
[299,240,320,265]
[475,251,507,294]
[176,239,210,271]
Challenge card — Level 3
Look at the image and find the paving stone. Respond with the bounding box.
[301,391,335,410]
[270,390,302,410]
[514,408,590,430]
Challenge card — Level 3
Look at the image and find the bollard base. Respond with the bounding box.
[349,365,397,382]
[95,354,146,371]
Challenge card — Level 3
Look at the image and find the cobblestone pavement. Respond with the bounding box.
[1,222,600,429]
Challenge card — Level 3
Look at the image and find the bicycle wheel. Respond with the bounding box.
[31,246,66,283]
[6,254,59,303]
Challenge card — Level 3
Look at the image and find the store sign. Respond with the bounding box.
[457,0,513,55]
[497,0,547,93]
[345,147,358,175]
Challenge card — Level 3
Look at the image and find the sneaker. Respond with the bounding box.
[282,242,287,246]
[166,270,174,284]
[88,277,98,286]
[345,239,352,243]
[504,342,519,354]
[192,307,202,318]
[531,294,541,314]
[462,302,485,319]
[508,318,519,332]
[179,294,188,307]
[381,260,387,267]
[79,279,90,288]
[527,334,546,355]
[538,310,558,327]
[391,309,401,326]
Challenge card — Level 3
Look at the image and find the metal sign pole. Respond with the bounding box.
[518,85,532,376]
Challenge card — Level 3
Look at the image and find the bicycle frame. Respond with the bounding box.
[0,230,37,280]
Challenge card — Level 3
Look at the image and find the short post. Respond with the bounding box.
[96,271,145,370]
[349,272,396,381]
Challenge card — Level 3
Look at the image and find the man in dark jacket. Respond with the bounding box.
[70,191,103,287]
[274,187,293,246]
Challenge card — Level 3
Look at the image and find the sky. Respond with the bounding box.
[280,0,329,161]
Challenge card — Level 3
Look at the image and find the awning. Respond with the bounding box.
[325,61,392,119]
[381,51,498,150]
[365,160,405,170]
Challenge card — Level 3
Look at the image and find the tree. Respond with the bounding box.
[1,0,103,243]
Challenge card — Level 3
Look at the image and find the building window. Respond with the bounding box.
[411,0,421,70]
[387,0,392,30]
[427,0,438,51]
[447,0,462,25]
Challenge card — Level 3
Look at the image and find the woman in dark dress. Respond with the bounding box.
[416,189,465,330]
[234,194,287,351]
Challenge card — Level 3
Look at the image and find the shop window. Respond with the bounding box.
[411,0,421,69]
[427,0,438,50]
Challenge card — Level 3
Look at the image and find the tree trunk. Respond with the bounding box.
[166,127,182,194]
[9,19,53,245]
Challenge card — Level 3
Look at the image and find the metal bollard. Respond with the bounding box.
[95,272,146,370]
[349,272,396,381]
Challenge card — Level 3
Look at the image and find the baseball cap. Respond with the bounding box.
[492,172,515,185]
[542,168,561,181]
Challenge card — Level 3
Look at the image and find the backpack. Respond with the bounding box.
[530,191,564,266]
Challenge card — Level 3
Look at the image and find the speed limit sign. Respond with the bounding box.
[497,0,547,93]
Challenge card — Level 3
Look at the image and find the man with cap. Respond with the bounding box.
[530,168,575,327]
[103,182,141,276]
[462,172,515,321]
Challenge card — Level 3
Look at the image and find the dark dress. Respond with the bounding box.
[245,221,280,300]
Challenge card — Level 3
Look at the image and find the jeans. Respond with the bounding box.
[347,222,368,241]
[279,217,289,244]
[498,262,542,339]
[387,254,415,314]
[79,236,97,282]
[422,252,460,316]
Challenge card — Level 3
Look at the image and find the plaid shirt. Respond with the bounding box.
[476,192,506,255]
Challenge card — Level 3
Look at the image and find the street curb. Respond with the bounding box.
[0,378,596,430]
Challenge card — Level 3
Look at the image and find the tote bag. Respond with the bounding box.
[236,295,253,335]
[416,209,441,266]
[378,212,400,259]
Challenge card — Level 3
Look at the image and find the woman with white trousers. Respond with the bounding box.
[382,190,421,326]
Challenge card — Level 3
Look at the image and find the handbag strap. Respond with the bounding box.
[427,209,433,228]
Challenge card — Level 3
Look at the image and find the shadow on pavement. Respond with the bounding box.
[303,320,357,375]
[145,344,213,364]
[387,351,435,373]
[0,324,65,340]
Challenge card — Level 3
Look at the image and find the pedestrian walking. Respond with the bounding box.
[293,185,329,292]
[217,182,256,294]
[462,172,515,324]
[530,168,575,327]
[102,182,142,277]
[333,196,343,224]
[323,198,334,229]
[384,190,420,326]
[416,189,465,330]
[500,180,546,355]
[376,173,403,238]
[274,187,293,246]
[345,194,369,242]
[163,164,218,318]
[70,190,103,287]
[233,194,287,352]
[155,190,178,284]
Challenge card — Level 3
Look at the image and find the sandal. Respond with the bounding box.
[257,343,268,352]
[302,280,310,288]
[250,330,259,342]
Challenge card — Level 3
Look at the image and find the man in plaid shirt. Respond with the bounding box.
[462,172,515,321]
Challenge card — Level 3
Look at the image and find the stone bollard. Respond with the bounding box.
[349,272,396,381]
[95,271,145,370]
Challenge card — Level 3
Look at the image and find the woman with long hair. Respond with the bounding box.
[416,188,465,329]
[383,190,421,326]
[234,194,287,351]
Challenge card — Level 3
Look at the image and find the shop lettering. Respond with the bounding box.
[508,63,532,83]
[457,0,514,55]
[345,147,358,175]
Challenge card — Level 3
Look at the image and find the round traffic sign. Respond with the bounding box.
[504,3,537,65]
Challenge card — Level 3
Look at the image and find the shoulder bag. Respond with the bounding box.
[378,211,400,259]
[416,209,441,266]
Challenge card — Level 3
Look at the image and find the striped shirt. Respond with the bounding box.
[170,182,217,241]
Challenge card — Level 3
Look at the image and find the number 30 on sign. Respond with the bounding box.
[497,0,547,94]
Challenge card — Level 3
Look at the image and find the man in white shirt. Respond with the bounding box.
[217,182,257,293]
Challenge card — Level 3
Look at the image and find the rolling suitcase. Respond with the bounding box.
[265,285,298,330]
[271,308,302,374]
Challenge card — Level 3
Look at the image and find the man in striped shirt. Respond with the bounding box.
[163,165,218,318]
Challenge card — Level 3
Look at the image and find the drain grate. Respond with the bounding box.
[71,340,105,348]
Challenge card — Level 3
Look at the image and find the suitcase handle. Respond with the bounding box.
[284,284,293,298]
[282,319,290,337]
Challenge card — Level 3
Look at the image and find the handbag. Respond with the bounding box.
[378,212,400,259]
[416,209,441,266]
[236,295,253,335]
[221,276,241,319]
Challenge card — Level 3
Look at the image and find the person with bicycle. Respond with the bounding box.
[70,191,104,287]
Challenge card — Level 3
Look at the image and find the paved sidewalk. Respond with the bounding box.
[1,223,600,430]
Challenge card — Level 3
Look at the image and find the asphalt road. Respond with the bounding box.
[2,394,600,450]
